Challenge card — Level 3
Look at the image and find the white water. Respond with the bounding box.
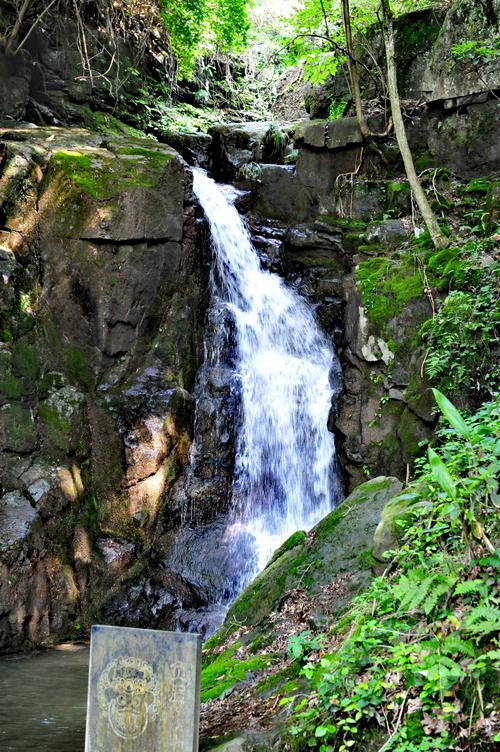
[193,170,342,588]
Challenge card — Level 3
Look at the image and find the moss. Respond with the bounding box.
[38,403,72,452]
[77,107,147,139]
[201,644,272,702]
[356,255,424,333]
[11,339,40,382]
[1,404,33,445]
[266,530,307,568]
[112,145,173,162]
[254,663,302,697]
[427,246,464,288]
[415,153,437,172]
[62,345,94,390]
[387,180,410,211]
[0,369,26,400]
[37,371,66,399]
[52,149,159,200]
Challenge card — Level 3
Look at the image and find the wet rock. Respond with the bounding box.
[158,128,212,169]
[225,476,403,628]
[97,538,135,565]
[0,125,204,651]
[100,576,181,627]
[0,491,37,549]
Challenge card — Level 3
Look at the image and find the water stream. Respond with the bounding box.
[193,170,342,593]
[2,174,343,752]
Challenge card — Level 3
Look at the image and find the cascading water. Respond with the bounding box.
[193,169,343,597]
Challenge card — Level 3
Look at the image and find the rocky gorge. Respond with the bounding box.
[0,0,499,748]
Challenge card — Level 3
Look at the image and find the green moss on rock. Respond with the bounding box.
[11,339,40,382]
[201,643,273,702]
[52,149,157,199]
[356,254,426,334]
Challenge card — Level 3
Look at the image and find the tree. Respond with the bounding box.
[379,0,449,249]
[288,0,449,249]
[158,0,250,80]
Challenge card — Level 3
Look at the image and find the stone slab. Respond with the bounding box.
[85,625,201,752]
[326,117,363,150]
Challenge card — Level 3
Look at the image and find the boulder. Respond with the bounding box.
[226,476,403,628]
[422,0,500,104]
[253,165,313,223]
[210,122,272,180]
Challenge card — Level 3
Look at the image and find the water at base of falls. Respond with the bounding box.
[193,170,343,598]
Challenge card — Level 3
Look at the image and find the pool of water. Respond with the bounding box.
[0,644,89,751]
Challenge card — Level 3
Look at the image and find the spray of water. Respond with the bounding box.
[193,170,342,592]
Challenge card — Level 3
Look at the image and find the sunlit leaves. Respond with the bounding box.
[158,0,250,79]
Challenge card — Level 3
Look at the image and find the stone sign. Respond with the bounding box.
[85,625,201,752]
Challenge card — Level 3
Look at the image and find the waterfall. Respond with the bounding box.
[193,169,343,595]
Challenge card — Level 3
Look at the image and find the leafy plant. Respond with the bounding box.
[158,0,250,79]
[451,37,500,65]
[283,393,500,751]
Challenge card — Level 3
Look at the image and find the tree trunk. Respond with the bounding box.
[380,0,449,249]
[5,0,31,52]
[341,0,371,138]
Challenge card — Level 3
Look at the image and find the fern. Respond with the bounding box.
[441,636,475,658]
[454,579,488,598]
[464,604,500,636]
[423,576,457,615]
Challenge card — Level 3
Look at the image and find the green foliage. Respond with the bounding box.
[451,37,500,65]
[422,232,499,400]
[286,0,434,84]
[158,0,250,79]
[288,631,324,660]
[284,395,500,751]
[263,123,289,163]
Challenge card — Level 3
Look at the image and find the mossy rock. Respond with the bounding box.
[225,476,403,629]
[0,403,36,452]
[201,642,273,702]
[373,487,420,560]
[356,255,424,333]
[38,384,86,454]
[11,338,40,382]
[397,407,433,464]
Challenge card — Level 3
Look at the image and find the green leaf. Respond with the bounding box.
[432,389,470,439]
[428,448,457,498]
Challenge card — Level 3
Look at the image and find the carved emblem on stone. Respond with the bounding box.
[97,656,159,740]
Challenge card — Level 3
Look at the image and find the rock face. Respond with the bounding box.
[0,13,169,127]
[0,125,207,651]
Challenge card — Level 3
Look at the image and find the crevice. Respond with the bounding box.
[77,236,179,247]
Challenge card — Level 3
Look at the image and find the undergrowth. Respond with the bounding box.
[283,391,500,752]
